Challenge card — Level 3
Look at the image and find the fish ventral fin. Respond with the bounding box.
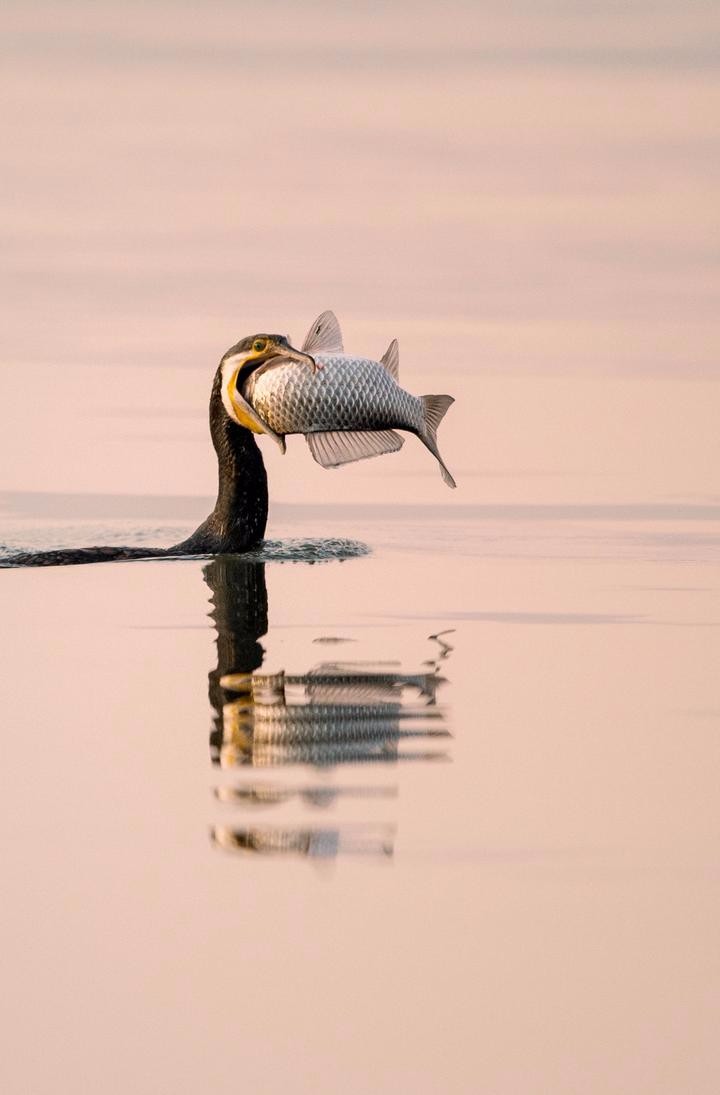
[379,339,399,381]
[420,395,457,489]
[302,311,344,355]
[306,430,404,469]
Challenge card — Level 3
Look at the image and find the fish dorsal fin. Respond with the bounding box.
[302,311,344,354]
[380,339,399,380]
[306,429,404,469]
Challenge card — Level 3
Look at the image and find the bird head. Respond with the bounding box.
[218,334,316,433]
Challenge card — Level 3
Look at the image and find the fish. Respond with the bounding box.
[211,825,395,859]
[213,783,398,807]
[238,310,457,487]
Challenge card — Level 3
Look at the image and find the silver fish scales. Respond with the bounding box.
[240,310,457,487]
[246,354,418,435]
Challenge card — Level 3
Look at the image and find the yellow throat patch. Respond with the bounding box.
[228,366,264,434]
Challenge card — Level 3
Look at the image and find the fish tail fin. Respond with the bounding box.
[419,395,456,488]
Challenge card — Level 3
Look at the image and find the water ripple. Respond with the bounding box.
[236,538,370,563]
[0,537,370,568]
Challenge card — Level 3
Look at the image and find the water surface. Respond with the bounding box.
[2,495,719,1094]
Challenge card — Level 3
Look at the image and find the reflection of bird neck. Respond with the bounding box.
[210,401,268,548]
[205,557,268,678]
[204,557,268,761]
[174,371,269,554]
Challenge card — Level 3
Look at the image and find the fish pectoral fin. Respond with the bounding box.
[379,339,399,381]
[301,311,344,355]
[306,430,404,469]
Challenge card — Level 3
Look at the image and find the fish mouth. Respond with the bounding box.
[228,341,315,398]
[280,344,318,372]
[249,341,317,378]
[245,353,305,384]
[234,341,318,394]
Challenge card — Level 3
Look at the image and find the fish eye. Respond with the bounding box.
[252,338,267,353]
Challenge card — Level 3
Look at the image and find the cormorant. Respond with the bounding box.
[2,334,315,567]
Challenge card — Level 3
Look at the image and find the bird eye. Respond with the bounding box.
[252,338,267,353]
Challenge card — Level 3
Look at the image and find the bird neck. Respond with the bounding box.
[173,373,269,555]
[210,408,269,546]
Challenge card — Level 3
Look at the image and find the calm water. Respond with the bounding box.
[2,1,720,1092]
[2,497,719,1093]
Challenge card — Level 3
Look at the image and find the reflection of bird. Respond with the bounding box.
[203,560,450,773]
[204,558,404,858]
[204,556,268,763]
[204,559,450,859]
[3,333,314,566]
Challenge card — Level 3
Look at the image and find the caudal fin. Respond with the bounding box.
[420,395,456,488]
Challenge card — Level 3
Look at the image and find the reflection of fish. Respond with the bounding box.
[218,700,450,766]
[225,700,444,726]
[240,311,457,487]
[223,704,448,746]
[211,824,395,858]
[214,783,398,807]
[220,664,445,702]
[219,740,449,768]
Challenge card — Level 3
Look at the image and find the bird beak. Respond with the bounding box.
[270,340,320,373]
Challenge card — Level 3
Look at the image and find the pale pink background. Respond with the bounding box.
[1,1,718,509]
[1,5,720,1095]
